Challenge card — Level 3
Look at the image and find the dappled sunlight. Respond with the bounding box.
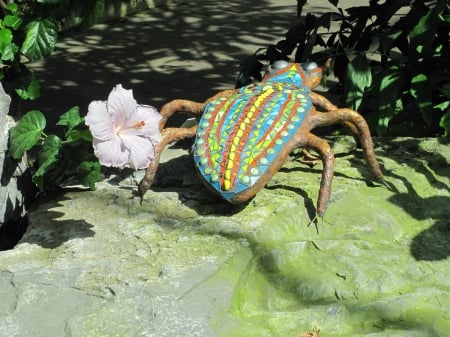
[23,0,307,128]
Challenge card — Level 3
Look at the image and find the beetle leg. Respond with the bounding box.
[138,125,197,198]
[159,90,238,126]
[309,91,360,135]
[298,149,321,167]
[298,132,335,217]
[309,108,384,184]
[159,99,205,128]
[309,91,338,111]
[140,92,238,199]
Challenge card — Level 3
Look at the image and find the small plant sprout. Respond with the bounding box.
[85,84,162,170]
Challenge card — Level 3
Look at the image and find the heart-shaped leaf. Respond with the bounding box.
[9,110,46,159]
[21,18,58,62]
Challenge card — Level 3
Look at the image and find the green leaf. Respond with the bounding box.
[409,1,446,60]
[5,3,18,12]
[435,101,450,112]
[77,161,101,190]
[9,110,46,159]
[344,54,372,111]
[410,73,433,126]
[440,83,450,99]
[71,0,105,29]
[20,18,58,62]
[33,135,62,190]
[15,71,41,100]
[4,14,22,30]
[379,29,402,54]
[0,41,18,61]
[57,106,83,130]
[439,108,450,136]
[376,70,401,136]
[85,0,105,27]
[66,128,92,142]
[0,28,16,61]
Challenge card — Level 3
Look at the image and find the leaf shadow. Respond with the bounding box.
[377,137,450,261]
[410,220,450,261]
[21,194,95,249]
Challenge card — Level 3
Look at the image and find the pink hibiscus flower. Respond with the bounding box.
[85,84,161,170]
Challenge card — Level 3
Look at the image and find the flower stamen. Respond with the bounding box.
[115,120,146,135]
[134,120,146,129]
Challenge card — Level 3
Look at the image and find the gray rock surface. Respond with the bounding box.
[0,145,247,337]
[0,84,34,249]
[0,85,14,224]
[0,137,449,337]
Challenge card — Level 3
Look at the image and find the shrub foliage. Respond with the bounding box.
[0,0,104,107]
[238,0,450,137]
[1,1,104,192]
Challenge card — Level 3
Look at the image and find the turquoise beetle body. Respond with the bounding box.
[193,63,314,203]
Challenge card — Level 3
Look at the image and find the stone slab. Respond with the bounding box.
[0,137,449,337]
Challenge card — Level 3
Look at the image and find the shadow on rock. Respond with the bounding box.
[146,153,246,216]
[410,220,450,261]
[0,205,27,250]
[380,138,450,198]
[23,196,95,249]
[376,138,450,261]
[1,151,37,250]
[265,183,317,220]
[388,193,450,221]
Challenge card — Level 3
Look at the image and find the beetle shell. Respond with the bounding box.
[193,64,313,203]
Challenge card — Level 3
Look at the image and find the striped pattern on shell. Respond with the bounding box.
[193,68,312,201]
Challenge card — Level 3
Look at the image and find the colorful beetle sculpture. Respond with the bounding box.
[138,61,384,217]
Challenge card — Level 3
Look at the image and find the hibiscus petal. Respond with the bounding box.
[107,84,137,129]
[92,137,129,168]
[85,100,114,141]
[121,134,155,170]
[135,105,162,143]
[120,105,162,142]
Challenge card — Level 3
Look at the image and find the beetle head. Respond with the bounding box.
[262,60,324,89]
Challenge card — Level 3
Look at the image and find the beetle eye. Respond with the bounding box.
[268,60,290,74]
[301,61,318,71]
